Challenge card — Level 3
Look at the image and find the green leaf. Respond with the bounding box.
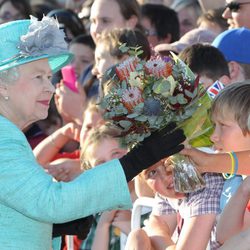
[184,89,194,98]
[153,80,171,94]
[115,104,128,115]
[176,94,188,104]
[119,43,129,53]
[136,63,143,71]
[119,120,132,129]
[121,81,127,89]
[135,115,148,122]
[169,96,177,105]
[136,50,144,56]
[127,113,139,118]
[133,102,144,113]
[148,116,157,126]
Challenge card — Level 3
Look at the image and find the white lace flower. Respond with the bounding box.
[18,15,68,57]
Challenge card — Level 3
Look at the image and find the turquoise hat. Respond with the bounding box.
[0,16,73,73]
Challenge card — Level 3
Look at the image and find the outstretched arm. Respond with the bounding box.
[175,214,216,250]
[218,228,250,250]
[181,148,250,176]
[91,210,117,250]
[217,176,250,244]
[34,122,81,165]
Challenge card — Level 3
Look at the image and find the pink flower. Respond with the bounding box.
[144,58,172,78]
[115,57,138,81]
[122,86,143,112]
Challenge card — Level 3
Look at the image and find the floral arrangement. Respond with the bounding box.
[18,15,68,57]
[101,45,212,144]
[100,44,214,193]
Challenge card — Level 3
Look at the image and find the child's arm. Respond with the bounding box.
[91,210,117,250]
[217,176,250,244]
[175,213,216,250]
[144,214,177,250]
[33,122,81,165]
[218,228,250,250]
[142,214,216,250]
[181,148,250,176]
[112,209,131,235]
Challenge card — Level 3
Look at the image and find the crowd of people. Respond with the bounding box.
[1,0,250,249]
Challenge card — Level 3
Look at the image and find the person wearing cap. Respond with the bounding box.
[0,16,185,249]
[154,27,217,56]
[212,27,250,83]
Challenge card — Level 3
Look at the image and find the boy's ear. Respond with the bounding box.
[218,75,231,86]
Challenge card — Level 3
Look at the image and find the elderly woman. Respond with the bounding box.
[0,16,185,249]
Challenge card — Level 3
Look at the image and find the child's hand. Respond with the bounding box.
[61,122,81,142]
[180,147,211,173]
[46,158,82,181]
[112,210,131,235]
[98,210,117,226]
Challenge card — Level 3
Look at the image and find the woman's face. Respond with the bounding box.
[90,0,128,43]
[0,1,25,24]
[5,59,54,129]
[69,43,94,78]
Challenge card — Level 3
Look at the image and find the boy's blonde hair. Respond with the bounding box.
[211,80,250,135]
[80,123,124,171]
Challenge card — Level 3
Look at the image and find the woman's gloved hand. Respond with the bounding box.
[119,122,185,181]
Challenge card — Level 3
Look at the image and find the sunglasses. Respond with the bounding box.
[225,1,250,12]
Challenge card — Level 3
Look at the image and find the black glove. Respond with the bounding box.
[52,215,93,240]
[119,122,185,182]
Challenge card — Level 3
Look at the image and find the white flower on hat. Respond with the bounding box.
[18,15,68,57]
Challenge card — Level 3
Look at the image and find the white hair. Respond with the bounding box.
[0,67,20,85]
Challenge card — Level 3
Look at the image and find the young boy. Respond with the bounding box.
[177,81,250,249]
[208,81,250,247]
[126,158,224,250]
[179,43,231,89]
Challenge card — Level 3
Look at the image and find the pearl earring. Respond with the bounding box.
[4,96,9,100]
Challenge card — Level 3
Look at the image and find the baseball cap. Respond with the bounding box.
[155,28,217,54]
[212,27,250,64]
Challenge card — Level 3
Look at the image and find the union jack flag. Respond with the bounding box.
[207,81,225,99]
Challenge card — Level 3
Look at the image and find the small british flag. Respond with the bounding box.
[207,81,225,99]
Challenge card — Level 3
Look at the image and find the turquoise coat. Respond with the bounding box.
[0,115,132,249]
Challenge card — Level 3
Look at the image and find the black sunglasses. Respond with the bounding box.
[225,1,250,12]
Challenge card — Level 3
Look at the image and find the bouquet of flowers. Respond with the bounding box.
[100,44,213,193]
